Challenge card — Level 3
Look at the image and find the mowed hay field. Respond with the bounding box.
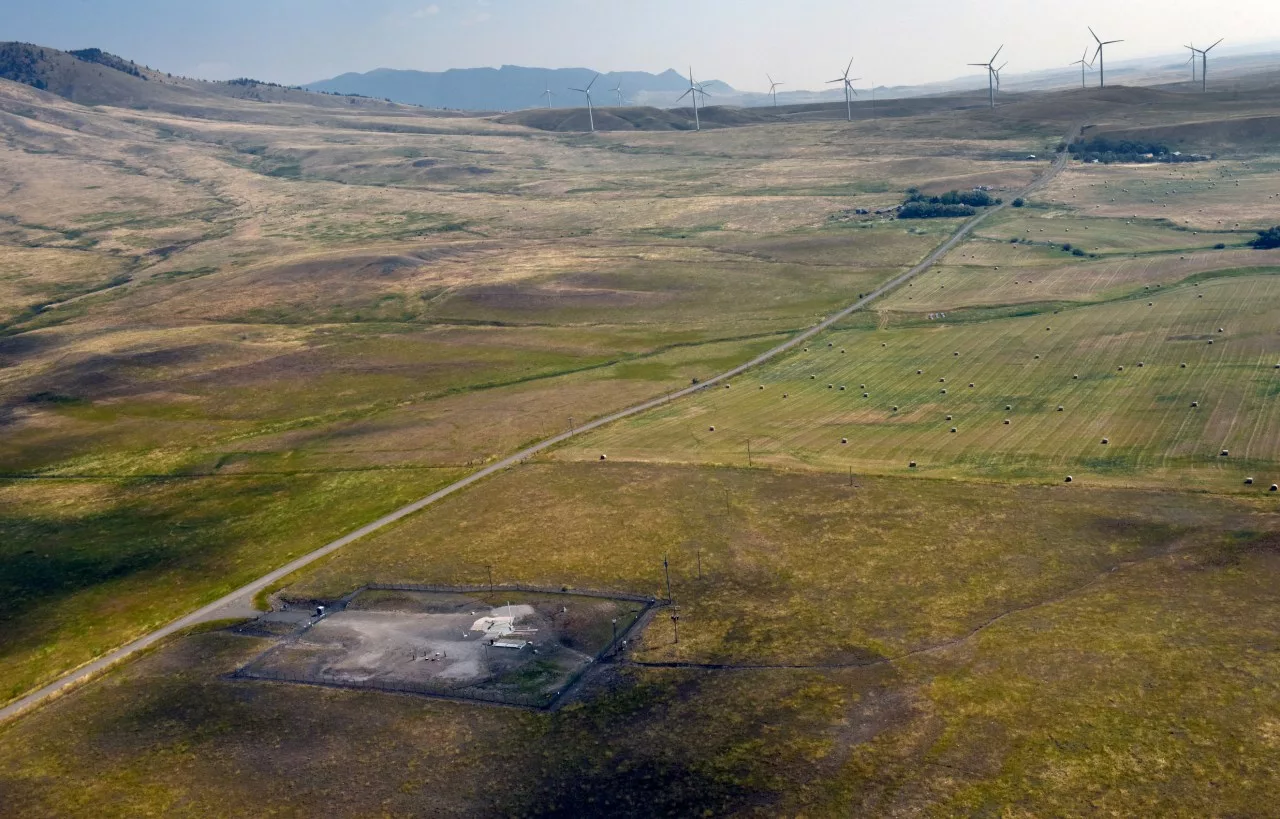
[561,269,1280,489]
[2,463,1278,816]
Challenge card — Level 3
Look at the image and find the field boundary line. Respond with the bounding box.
[0,124,1082,726]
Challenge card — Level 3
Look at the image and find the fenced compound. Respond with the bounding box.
[233,584,659,711]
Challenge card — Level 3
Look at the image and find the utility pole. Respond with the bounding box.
[849,467,854,487]
[671,605,681,644]
[611,617,618,646]
[568,416,575,433]
[485,564,494,592]
[663,555,672,601]
[696,547,702,581]
[747,438,752,467]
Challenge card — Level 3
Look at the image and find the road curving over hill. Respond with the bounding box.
[0,124,1083,726]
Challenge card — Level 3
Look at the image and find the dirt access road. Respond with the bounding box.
[0,125,1083,725]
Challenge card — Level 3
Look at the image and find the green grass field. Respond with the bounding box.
[563,269,1280,490]
[2,463,1277,816]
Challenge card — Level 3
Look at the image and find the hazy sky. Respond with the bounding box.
[7,0,1278,90]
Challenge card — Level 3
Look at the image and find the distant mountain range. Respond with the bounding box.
[305,66,735,111]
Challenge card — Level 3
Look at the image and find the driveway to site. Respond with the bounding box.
[0,125,1082,725]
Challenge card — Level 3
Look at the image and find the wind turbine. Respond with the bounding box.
[569,73,599,132]
[1070,48,1093,90]
[968,45,1003,108]
[767,73,783,107]
[1193,38,1224,92]
[541,83,555,109]
[994,62,1008,94]
[677,67,702,131]
[826,58,860,122]
[1184,44,1198,83]
[1088,26,1123,88]
[612,80,625,107]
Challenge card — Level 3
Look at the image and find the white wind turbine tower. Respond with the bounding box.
[994,61,1008,94]
[677,67,703,131]
[826,58,860,122]
[569,74,599,132]
[541,82,555,109]
[1070,48,1094,90]
[767,74,783,107]
[612,80,625,106]
[1185,44,1198,83]
[968,45,1003,108]
[1192,39,1224,92]
[1088,26,1123,88]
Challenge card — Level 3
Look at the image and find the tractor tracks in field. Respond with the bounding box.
[0,124,1084,726]
[622,530,1181,676]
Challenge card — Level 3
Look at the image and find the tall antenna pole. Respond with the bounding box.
[663,554,672,601]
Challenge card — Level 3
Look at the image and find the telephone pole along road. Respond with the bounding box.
[0,125,1081,726]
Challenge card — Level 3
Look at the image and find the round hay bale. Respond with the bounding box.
[1058,406,1064,411]
[1221,450,1230,457]
[841,349,847,354]
[946,415,953,421]
[1118,366,1124,371]
[882,343,887,348]
[863,393,870,398]
[725,384,731,389]
[1148,302,1154,306]
[954,351,960,357]
[1191,401,1199,408]
[939,377,946,383]
[842,438,848,445]
[1272,485,1279,493]
[909,461,918,468]
[1245,478,1254,485]
[811,375,817,379]
[759,385,765,390]
[600,454,608,461]
[1005,405,1013,411]
[941,389,948,395]
[1035,355,1041,360]
[1138,362,1144,368]
[709,426,716,432]
[1182,363,1188,368]
[1102,438,1110,445]
[1073,374,1080,380]
[840,386,847,391]
[969,383,975,388]
[918,369,924,375]
[828,384,834,389]
[951,427,958,433]
[860,384,866,389]
[1218,328,1225,333]
[892,405,899,412]
[1208,340,1214,345]
[1065,476,1073,483]
[828,343,834,348]
[783,393,789,399]
[1004,419,1011,425]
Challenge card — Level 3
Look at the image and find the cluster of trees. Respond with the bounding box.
[1253,227,1280,250]
[68,48,146,80]
[0,43,50,90]
[898,188,1002,219]
[1068,137,1208,164]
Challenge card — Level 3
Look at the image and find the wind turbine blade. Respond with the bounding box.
[1206,38,1223,51]
[1104,40,1123,45]
[1088,26,1101,44]
[967,63,989,68]
[586,74,599,91]
[827,78,845,84]
[677,89,693,102]
[990,44,1004,64]
[767,73,774,85]
[845,57,855,76]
